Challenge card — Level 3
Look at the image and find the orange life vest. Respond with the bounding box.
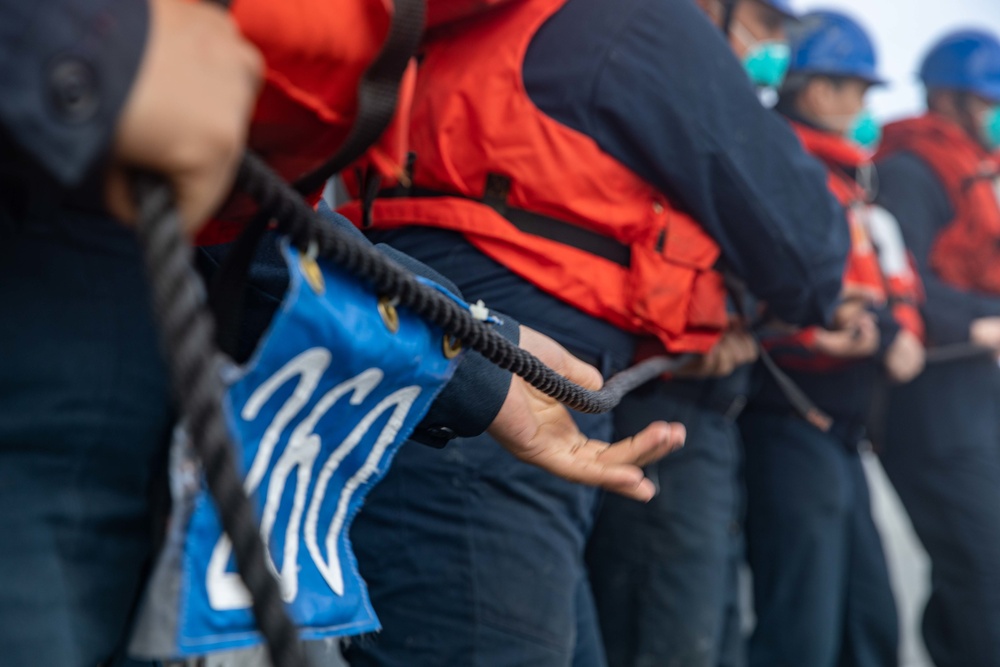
[197,0,399,245]
[878,113,1000,296]
[765,122,923,370]
[339,0,728,353]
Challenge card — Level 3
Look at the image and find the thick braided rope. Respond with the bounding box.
[236,152,693,413]
[135,175,310,667]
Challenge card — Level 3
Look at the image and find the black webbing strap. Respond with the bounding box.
[379,177,633,267]
[723,271,833,432]
[755,343,833,432]
[925,342,995,364]
[208,206,274,358]
[292,0,424,195]
[211,0,425,355]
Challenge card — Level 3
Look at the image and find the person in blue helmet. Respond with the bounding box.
[873,29,1000,667]
[738,10,928,667]
[585,2,868,667]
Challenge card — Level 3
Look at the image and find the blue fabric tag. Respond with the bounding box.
[131,241,460,658]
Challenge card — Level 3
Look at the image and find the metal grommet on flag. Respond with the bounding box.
[442,334,462,359]
[378,296,401,333]
[300,241,325,294]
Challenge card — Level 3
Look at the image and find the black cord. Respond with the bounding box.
[134,173,310,667]
[925,343,995,364]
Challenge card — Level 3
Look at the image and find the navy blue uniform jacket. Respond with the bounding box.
[523,0,850,327]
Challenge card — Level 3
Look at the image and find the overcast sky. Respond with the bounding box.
[796,0,1000,121]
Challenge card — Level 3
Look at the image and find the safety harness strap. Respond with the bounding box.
[375,175,633,267]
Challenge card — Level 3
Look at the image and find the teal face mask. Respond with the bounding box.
[848,109,882,151]
[981,106,1000,151]
[743,41,791,89]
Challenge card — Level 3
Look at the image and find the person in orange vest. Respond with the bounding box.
[0,0,685,663]
[584,3,880,666]
[339,0,856,664]
[736,11,925,667]
[874,29,1000,667]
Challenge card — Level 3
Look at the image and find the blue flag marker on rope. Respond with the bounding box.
[131,241,461,658]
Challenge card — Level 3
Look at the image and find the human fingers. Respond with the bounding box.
[109,0,263,233]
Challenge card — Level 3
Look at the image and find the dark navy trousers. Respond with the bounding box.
[587,372,749,667]
[0,205,173,666]
[739,411,898,667]
[881,358,1000,667]
[347,408,612,667]
[345,229,635,667]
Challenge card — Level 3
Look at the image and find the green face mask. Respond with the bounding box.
[743,41,791,89]
[848,109,882,151]
[981,106,1000,152]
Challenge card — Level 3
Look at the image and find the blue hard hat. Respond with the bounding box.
[920,30,1000,103]
[787,10,884,85]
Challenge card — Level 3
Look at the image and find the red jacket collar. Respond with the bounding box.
[791,121,868,172]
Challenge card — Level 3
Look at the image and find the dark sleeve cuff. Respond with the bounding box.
[410,311,519,448]
[371,241,518,448]
[0,0,149,186]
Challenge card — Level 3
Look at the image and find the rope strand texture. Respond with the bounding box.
[135,174,310,667]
